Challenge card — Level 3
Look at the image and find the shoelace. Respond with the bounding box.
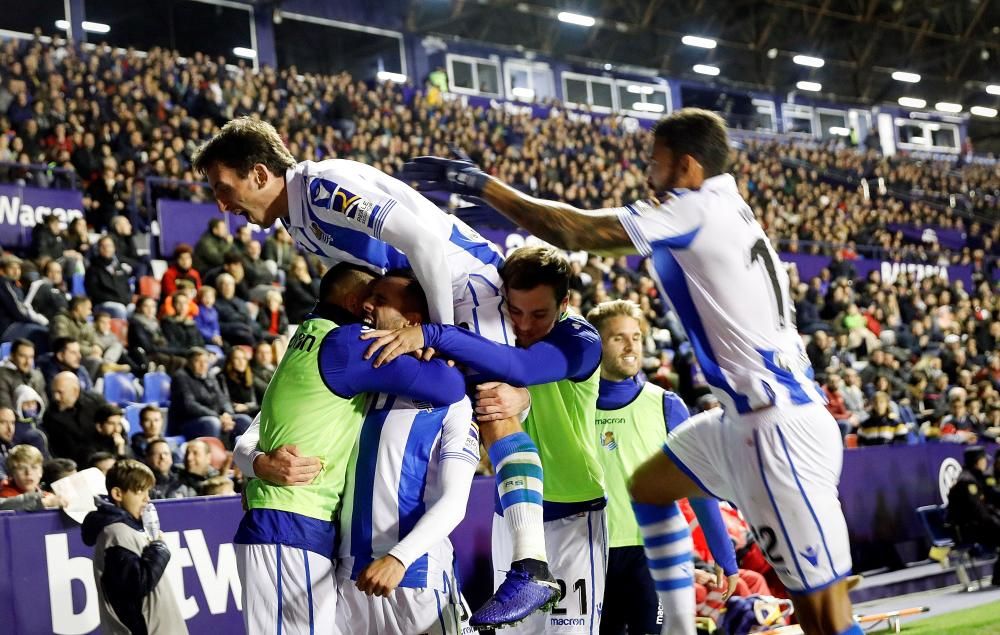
[491,570,533,604]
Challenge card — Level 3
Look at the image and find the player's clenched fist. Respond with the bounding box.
[356,555,407,598]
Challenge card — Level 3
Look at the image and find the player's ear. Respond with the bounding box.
[252,163,268,188]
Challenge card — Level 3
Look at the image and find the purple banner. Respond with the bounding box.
[156,199,272,259]
[0,184,84,249]
[780,252,974,289]
[887,223,966,251]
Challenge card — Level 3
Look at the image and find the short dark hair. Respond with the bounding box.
[146,437,172,457]
[500,246,571,304]
[10,338,34,356]
[88,451,116,468]
[187,346,210,361]
[106,458,155,493]
[95,403,123,424]
[42,458,77,485]
[52,336,79,355]
[653,108,730,178]
[223,251,244,266]
[318,262,377,307]
[384,268,429,321]
[68,295,90,311]
[140,405,161,422]
[192,117,297,177]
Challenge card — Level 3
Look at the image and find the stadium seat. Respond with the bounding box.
[138,275,161,300]
[103,372,139,406]
[109,318,129,346]
[124,403,144,435]
[844,433,858,449]
[916,504,981,591]
[143,371,171,406]
[0,341,10,360]
[194,436,229,472]
[71,272,85,296]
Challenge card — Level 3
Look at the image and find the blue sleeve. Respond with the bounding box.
[690,499,739,576]
[318,325,466,407]
[421,316,602,386]
[662,391,690,434]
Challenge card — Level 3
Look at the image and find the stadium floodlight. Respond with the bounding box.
[626,85,654,94]
[828,127,851,136]
[792,55,824,68]
[511,87,535,100]
[57,19,111,33]
[898,97,926,108]
[796,81,822,92]
[970,105,998,118]
[632,102,665,113]
[376,71,407,84]
[681,35,716,49]
[232,47,256,59]
[55,20,69,30]
[934,102,962,113]
[557,11,596,27]
[891,71,921,83]
[693,64,720,76]
[986,84,1000,96]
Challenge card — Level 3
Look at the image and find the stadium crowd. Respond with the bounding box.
[0,32,998,507]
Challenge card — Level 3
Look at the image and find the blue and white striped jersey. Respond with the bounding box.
[284,159,505,326]
[337,393,480,591]
[615,174,825,415]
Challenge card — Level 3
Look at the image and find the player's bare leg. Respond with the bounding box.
[789,583,856,635]
[470,415,559,629]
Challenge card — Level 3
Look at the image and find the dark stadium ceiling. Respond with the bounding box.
[406,0,1000,110]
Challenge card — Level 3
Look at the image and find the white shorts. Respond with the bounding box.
[455,272,514,346]
[336,569,470,635]
[664,403,851,593]
[491,509,608,634]
[236,543,340,635]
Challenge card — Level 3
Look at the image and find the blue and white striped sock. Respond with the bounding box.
[489,431,547,563]
[633,501,695,635]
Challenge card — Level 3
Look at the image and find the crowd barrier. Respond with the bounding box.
[1,442,992,634]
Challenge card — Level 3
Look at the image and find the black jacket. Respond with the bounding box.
[947,468,1000,546]
[0,275,36,335]
[84,255,133,306]
[167,368,232,434]
[42,391,107,464]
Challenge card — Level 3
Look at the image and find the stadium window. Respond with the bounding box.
[446,54,501,97]
[753,99,777,132]
[817,108,849,141]
[615,80,672,118]
[504,59,555,102]
[782,103,815,136]
[0,0,64,37]
[274,11,404,80]
[895,119,960,153]
[82,0,253,64]
[849,108,873,137]
[562,71,615,112]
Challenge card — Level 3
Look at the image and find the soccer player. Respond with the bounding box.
[231,263,467,635]
[588,300,738,635]
[364,246,607,633]
[194,119,556,626]
[399,108,862,635]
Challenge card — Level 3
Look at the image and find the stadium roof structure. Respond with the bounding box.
[409,0,1000,139]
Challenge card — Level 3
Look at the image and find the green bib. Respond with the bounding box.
[245,318,366,521]
[525,368,605,504]
[595,382,668,548]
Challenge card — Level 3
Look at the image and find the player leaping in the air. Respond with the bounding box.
[398,108,862,635]
[192,119,557,627]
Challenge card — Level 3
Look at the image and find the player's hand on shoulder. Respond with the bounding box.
[254,444,322,486]
[356,555,406,597]
[360,325,426,368]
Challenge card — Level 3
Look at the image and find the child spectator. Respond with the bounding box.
[0,444,67,511]
[81,459,188,634]
[193,286,224,347]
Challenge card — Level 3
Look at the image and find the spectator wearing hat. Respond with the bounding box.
[947,446,1000,586]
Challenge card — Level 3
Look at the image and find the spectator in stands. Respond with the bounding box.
[223,347,259,418]
[0,444,67,511]
[217,251,251,300]
[255,289,289,342]
[824,373,859,438]
[231,225,252,258]
[858,391,907,446]
[161,244,202,298]
[108,215,148,279]
[193,217,231,272]
[947,446,1000,586]
[42,371,107,465]
[0,407,15,480]
[161,291,206,352]
[41,336,94,394]
[214,272,258,345]
[30,213,68,263]
[250,341,275,400]
[193,286,224,348]
[806,330,833,376]
[841,368,869,426]
[42,458,77,490]
[243,240,274,290]
[174,439,220,498]
[263,225,295,273]
[92,310,132,372]
[167,347,251,443]
[0,254,48,348]
[83,235,134,316]
[64,217,91,259]
[50,297,102,379]
[201,475,235,496]
[128,296,186,374]
[0,338,46,411]
[283,255,318,324]
[24,259,69,321]
[85,163,127,231]
[130,406,167,459]
[12,386,49,456]
[941,388,980,443]
[70,130,100,181]
[83,404,130,460]
[146,438,183,499]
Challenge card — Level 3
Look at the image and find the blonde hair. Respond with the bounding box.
[106,459,156,493]
[6,444,43,472]
[586,300,648,336]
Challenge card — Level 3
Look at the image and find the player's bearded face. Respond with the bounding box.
[600,316,643,380]
[508,285,567,348]
[646,140,683,195]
